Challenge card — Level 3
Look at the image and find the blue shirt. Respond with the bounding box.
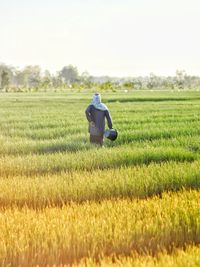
[85,105,113,136]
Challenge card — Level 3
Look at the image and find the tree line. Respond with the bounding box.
[0,63,200,92]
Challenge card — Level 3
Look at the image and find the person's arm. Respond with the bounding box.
[85,105,93,123]
[105,110,113,129]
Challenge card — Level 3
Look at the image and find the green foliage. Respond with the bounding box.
[59,65,79,84]
[1,62,200,91]
[99,81,114,91]
[122,81,135,90]
[0,70,10,89]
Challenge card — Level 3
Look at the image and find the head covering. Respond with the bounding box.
[91,93,108,111]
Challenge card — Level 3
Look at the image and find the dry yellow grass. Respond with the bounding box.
[0,190,199,266]
[71,245,200,267]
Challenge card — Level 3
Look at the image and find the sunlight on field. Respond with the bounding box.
[0,91,200,266]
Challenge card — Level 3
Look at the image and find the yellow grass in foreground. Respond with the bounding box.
[0,190,199,266]
[72,245,200,267]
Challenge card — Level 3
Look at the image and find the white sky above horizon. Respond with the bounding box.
[0,0,200,77]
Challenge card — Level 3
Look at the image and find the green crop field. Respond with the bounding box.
[0,90,200,267]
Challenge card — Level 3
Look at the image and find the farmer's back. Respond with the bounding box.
[85,104,112,135]
[85,93,113,146]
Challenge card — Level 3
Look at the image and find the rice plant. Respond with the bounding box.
[0,91,200,266]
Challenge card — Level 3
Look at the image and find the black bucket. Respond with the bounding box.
[104,129,118,141]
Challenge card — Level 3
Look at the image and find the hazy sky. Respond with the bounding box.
[0,0,200,76]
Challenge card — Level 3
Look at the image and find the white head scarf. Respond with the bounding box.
[91,93,108,111]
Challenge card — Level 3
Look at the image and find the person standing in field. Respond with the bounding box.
[85,93,113,146]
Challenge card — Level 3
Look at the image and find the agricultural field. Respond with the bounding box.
[0,90,200,266]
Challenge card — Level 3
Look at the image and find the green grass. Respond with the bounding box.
[0,160,200,208]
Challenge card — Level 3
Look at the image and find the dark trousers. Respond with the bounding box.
[90,135,103,146]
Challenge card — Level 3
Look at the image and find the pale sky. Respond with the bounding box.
[0,0,200,76]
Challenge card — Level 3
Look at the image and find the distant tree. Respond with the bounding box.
[14,66,41,88]
[52,74,63,88]
[147,73,159,89]
[59,65,79,84]
[175,70,187,89]
[81,71,90,80]
[0,64,14,90]
[0,70,10,89]
[24,65,41,88]
[162,77,175,90]
[99,81,113,91]
[80,71,93,88]
[14,70,26,87]
[123,81,134,90]
[41,70,52,89]
[132,78,142,90]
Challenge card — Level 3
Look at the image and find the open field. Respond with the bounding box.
[0,90,200,266]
